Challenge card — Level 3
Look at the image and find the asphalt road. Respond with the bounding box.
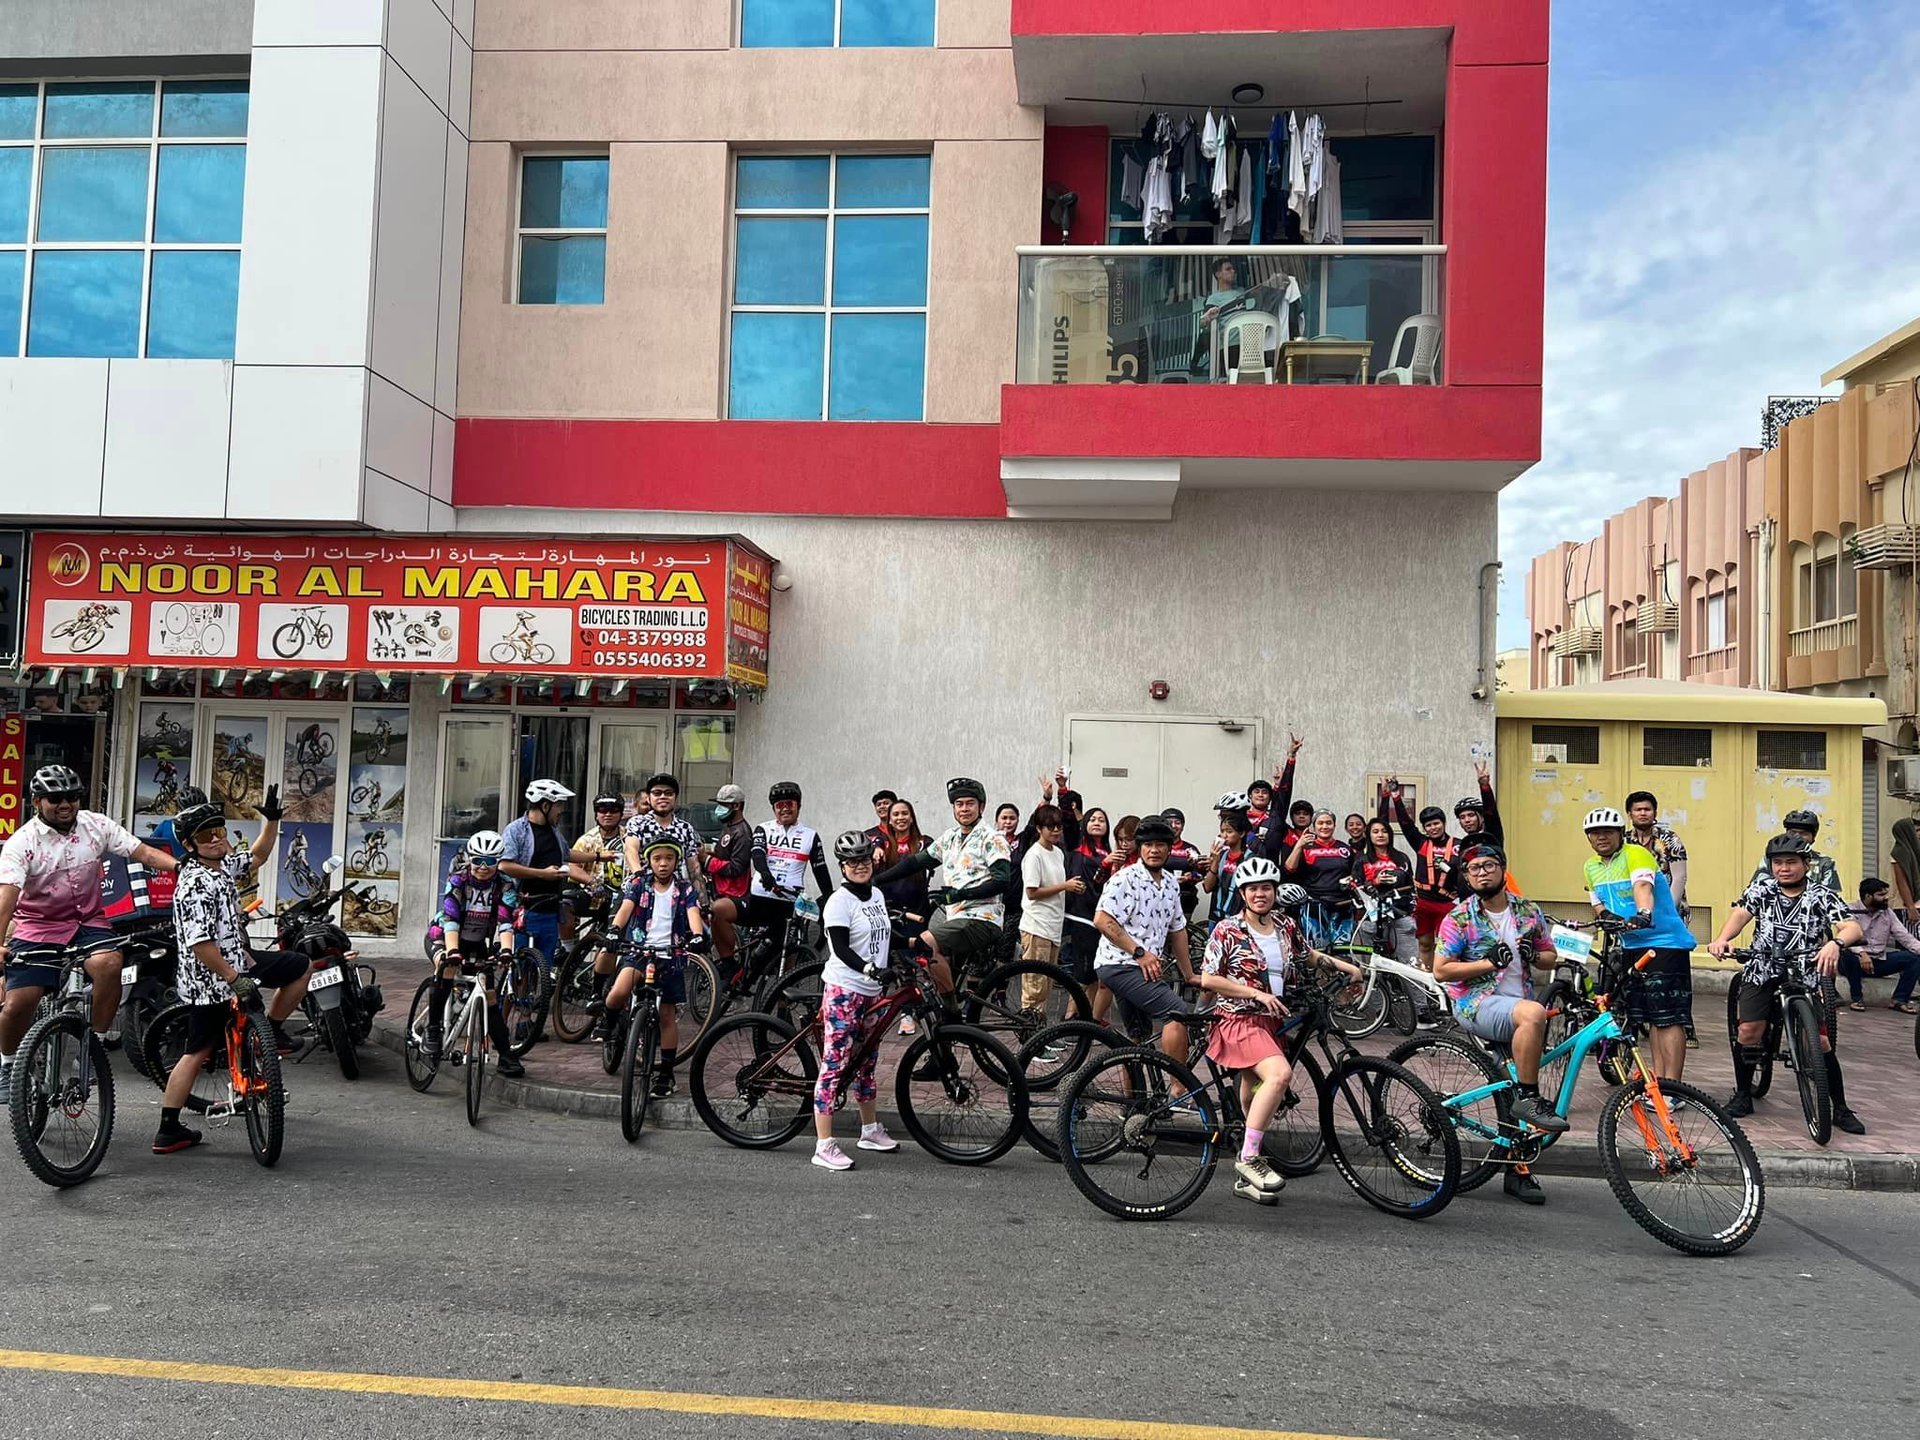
[0,1043,1914,1440]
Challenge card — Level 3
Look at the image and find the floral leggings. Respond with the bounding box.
[814,983,885,1115]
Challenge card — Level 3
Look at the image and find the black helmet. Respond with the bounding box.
[833,830,874,862]
[1161,807,1185,824]
[177,785,209,809]
[29,764,83,800]
[1454,795,1485,816]
[1418,805,1447,825]
[1460,842,1507,872]
[593,793,624,812]
[769,781,802,804]
[1134,815,1176,845]
[643,772,679,795]
[174,802,225,849]
[946,776,986,804]
[1765,832,1811,861]
[1783,809,1820,836]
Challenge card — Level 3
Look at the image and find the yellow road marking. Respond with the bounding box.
[0,1348,1385,1440]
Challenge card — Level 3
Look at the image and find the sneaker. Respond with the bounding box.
[151,1119,203,1155]
[649,1071,677,1099]
[1233,1153,1285,1194]
[1503,1167,1546,1205]
[1834,1108,1867,1136]
[1232,1178,1279,1206]
[1509,1092,1571,1135]
[811,1138,855,1171]
[1725,1091,1754,1118]
[898,1017,917,1037]
[422,1031,442,1064]
[857,1122,900,1152]
[270,1021,298,1056]
[496,1054,526,1079]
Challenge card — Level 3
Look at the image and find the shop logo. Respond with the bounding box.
[44,542,91,587]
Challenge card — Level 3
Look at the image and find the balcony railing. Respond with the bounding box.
[1788,616,1858,657]
[1015,245,1445,388]
[1688,644,1737,672]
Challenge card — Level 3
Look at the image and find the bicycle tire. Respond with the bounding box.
[531,643,556,663]
[141,1001,221,1114]
[1016,1019,1131,1162]
[1264,1046,1329,1178]
[315,623,335,647]
[271,622,304,659]
[688,1010,816,1149]
[234,1014,284,1167]
[489,641,518,664]
[1783,995,1831,1145]
[403,978,440,1092]
[1382,976,1416,1037]
[620,1000,657,1144]
[679,953,723,1053]
[1329,966,1388,1040]
[501,953,547,1058]
[1054,1047,1219,1220]
[896,1023,1027,1166]
[549,949,598,1044]
[1320,1055,1459,1219]
[762,960,826,1034]
[1388,1031,1507,1193]
[202,624,224,654]
[10,1013,114,1188]
[464,994,486,1127]
[963,961,1091,1053]
[1595,1076,1765,1256]
[121,997,156,1084]
[601,1005,626,1076]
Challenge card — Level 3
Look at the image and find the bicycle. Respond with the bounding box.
[1390,918,1765,1256]
[489,625,555,665]
[402,958,499,1126]
[272,606,335,660]
[141,993,287,1167]
[348,782,384,820]
[293,729,335,767]
[1052,972,1460,1221]
[1721,948,1832,1145]
[1325,883,1443,1039]
[350,830,390,874]
[678,890,821,1042]
[689,955,1028,1165]
[51,603,118,653]
[8,949,116,1187]
[602,944,678,1143]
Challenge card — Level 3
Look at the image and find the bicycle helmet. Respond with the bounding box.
[833,830,874,862]
[1765,832,1811,860]
[1273,883,1309,910]
[525,779,574,805]
[1134,815,1176,844]
[1582,806,1625,832]
[1234,857,1283,888]
[177,785,208,809]
[1454,795,1486,817]
[1214,790,1251,814]
[769,781,802,805]
[643,772,679,795]
[29,764,83,800]
[465,829,507,863]
[173,802,225,848]
[592,793,624,812]
[946,776,986,804]
[1783,808,1821,836]
[1161,807,1185,824]
[641,836,683,861]
[1418,805,1447,825]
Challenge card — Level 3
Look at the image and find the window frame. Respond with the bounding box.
[1530,723,1600,766]
[1642,725,1712,769]
[738,0,940,48]
[1756,729,1828,772]
[513,149,610,307]
[724,150,932,421]
[1,76,248,359]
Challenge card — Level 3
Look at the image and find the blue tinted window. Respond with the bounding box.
[37,146,150,242]
[831,216,926,306]
[835,155,930,209]
[44,81,154,139]
[27,250,143,356]
[1328,136,1436,222]
[829,314,924,420]
[734,217,826,305]
[730,312,824,418]
[0,251,21,356]
[160,80,249,138]
[518,235,605,304]
[0,86,34,141]
[741,0,835,47]
[155,144,245,243]
[147,250,239,358]
[735,156,829,211]
[520,156,608,229]
[840,0,935,47]
[0,147,29,242]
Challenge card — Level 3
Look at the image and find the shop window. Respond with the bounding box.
[1757,730,1827,771]
[676,714,735,836]
[1530,724,1598,765]
[740,0,935,48]
[1643,726,1711,768]
[516,153,608,305]
[728,153,929,421]
[1,79,247,358]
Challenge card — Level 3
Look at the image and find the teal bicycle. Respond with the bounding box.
[1390,918,1765,1256]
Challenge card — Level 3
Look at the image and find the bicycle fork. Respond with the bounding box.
[1621,1053,1695,1175]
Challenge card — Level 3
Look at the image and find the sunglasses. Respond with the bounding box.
[43,792,83,804]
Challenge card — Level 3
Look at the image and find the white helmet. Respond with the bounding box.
[465,829,506,862]
[525,779,575,805]
[1234,856,1283,887]
[1583,806,1624,832]
[1214,790,1251,814]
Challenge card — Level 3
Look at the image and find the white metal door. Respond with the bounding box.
[1066,717,1262,819]
[1066,721,1163,822]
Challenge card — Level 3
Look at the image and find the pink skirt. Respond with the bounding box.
[1207,1013,1285,1069]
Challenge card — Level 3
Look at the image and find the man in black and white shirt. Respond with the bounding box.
[1092,814,1194,1061]
[623,772,704,896]
[156,795,310,1155]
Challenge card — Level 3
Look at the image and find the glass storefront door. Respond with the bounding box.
[590,717,667,819]
[436,714,511,881]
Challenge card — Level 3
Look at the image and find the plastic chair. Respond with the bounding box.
[1221,310,1279,384]
[1374,313,1442,385]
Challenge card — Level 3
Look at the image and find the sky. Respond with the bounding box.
[1498,0,1920,646]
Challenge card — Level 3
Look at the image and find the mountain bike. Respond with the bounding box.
[1721,949,1832,1145]
[272,606,335,660]
[8,950,116,1187]
[549,900,613,1043]
[51,603,118,653]
[679,890,821,1040]
[1052,972,1460,1221]
[348,781,384,820]
[402,959,498,1126]
[689,955,1027,1165]
[350,829,390,874]
[142,993,287,1166]
[602,944,678,1143]
[1390,918,1765,1256]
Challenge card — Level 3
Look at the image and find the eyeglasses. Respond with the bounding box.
[648,789,676,798]
[43,792,83,804]
[1463,860,1503,874]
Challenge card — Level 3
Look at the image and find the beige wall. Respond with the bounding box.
[473,0,1012,51]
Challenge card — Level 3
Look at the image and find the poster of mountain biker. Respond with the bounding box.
[365,605,457,665]
[132,703,197,826]
[479,605,571,666]
[352,707,408,767]
[151,599,237,658]
[211,723,265,817]
[282,718,340,819]
[41,598,128,656]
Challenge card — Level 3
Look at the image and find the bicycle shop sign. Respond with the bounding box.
[22,532,777,681]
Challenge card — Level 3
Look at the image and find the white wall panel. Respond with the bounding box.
[101,361,233,518]
[435,130,468,415]
[430,411,455,503]
[370,56,449,406]
[251,0,389,47]
[226,365,367,521]
[449,31,472,136]
[451,0,475,43]
[362,467,431,530]
[365,372,434,491]
[385,0,454,114]
[0,359,107,516]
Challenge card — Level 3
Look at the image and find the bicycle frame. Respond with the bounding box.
[194,1004,269,1122]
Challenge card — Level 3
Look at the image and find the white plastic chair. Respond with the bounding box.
[1374,313,1442,385]
[1221,310,1279,384]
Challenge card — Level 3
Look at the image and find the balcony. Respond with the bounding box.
[1789,616,1858,657]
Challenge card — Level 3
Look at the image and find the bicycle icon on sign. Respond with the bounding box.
[272,605,336,660]
[490,611,555,665]
[160,601,229,657]
[51,603,121,654]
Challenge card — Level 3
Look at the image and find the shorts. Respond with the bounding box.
[1619,948,1693,1030]
[1732,972,1834,1034]
[1018,932,1061,966]
[930,913,1000,964]
[1097,963,1186,1040]
[1455,992,1529,1044]
[182,1002,232,1054]
[244,950,311,990]
[1414,897,1453,942]
[745,894,795,933]
[3,924,122,992]
[1207,1012,1285,1069]
[617,948,687,1005]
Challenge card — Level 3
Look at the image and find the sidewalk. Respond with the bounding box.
[361,954,1920,1189]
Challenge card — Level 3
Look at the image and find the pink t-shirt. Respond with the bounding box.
[0,812,142,943]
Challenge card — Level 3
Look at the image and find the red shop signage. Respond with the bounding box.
[0,712,22,841]
[725,548,772,688]
[24,533,775,681]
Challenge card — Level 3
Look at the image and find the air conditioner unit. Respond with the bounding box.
[1635,600,1678,634]
[1889,754,1920,798]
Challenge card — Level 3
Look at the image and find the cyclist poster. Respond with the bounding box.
[282,718,340,820]
[351,707,408,767]
[132,702,195,822]
[277,822,333,900]
[210,717,266,820]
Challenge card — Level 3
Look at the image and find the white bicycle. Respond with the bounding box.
[402,955,500,1126]
[1325,881,1448,1039]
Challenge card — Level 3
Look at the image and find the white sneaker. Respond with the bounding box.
[898,1017,917,1037]
[1232,1178,1279,1206]
[811,1138,855,1171]
[1233,1153,1285,1193]
[857,1123,900,1152]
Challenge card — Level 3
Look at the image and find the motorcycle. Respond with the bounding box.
[112,919,181,1083]
[278,857,385,1080]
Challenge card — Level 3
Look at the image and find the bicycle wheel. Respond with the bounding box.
[601,1004,626,1076]
[897,1024,1026,1165]
[315,623,335,648]
[963,961,1091,1054]
[1383,977,1416,1036]
[464,995,486,1127]
[1320,1056,1459,1219]
[403,978,440,1092]
[1388,1032,1507,1193]
[679,953,722,1053]
[530,642,556,663]
[1783,995,1831,1145]
[142,1002,224,1113]
[1596,1077,1765,1256]
[763,960,826,1033]
[1055,1047,1218,1220]
[548,949,600,1044]
[1329,966,1388,1040]
[10,1013,114,1188]
[688,1011,816,1149]
[271,622,305,659]
[620,1000,657,1143]
[233,1015,284,1167]
[1263,1046,1328,1178]
[1016,1020,1130,1162]
[500,953,546,1058]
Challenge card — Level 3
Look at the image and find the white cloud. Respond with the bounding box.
[1498,12,1920,644]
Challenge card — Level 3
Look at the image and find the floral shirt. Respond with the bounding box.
[621,877,701,951]
[930,822,1011,925]
[1435,893,1558,1018]
[1631,822,1688,875]
[171,850,257,1005]
[1094,862,1186,972]
[1202,913,1307,1016]
[1735,877,1850,984]
[0,812,142,943]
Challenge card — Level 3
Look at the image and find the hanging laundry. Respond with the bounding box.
[1121,150,1145,213]
[1266,112,1285,175]
[1311,150,1344,243]
[1303,112,1327,214]
[1201,110,1219,161]
[1171,116,1195,203]
[1226,146,1256,241]
[1142,153,1174,242]
[1286,111,1308,221]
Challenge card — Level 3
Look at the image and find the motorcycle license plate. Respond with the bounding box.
[120,964,138,985]
[310,965,346,989]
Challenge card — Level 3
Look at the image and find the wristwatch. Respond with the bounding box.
[1132,945,1146,961]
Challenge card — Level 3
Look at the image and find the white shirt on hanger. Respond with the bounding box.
[1286,111,1307,220]
[1311,151,1344,243]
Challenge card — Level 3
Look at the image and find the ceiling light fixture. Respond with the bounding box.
[1231,82,1264,105]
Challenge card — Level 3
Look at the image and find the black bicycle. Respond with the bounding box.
[9,949,116,1187]
[1723,948,1832,1145]
[605,944,680,1143]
